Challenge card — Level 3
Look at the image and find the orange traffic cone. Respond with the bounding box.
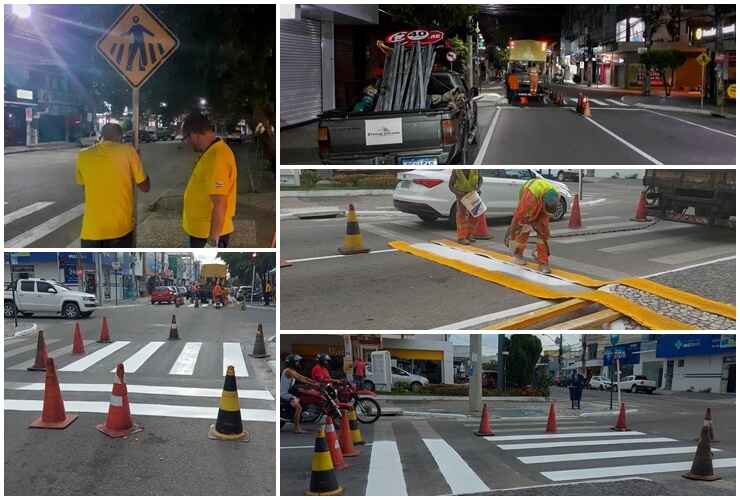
[568,194,583,229]
[520,95,528,105]
[98,316,112,343]
[70,323,85,354]
[474,404,494,436]
[194,297,200,308]
[280,257,292,268]
[307,426,343,496]
[70,322,86,355]
[248,323,269,358]
[338,204,370,255]
[338,409,360,457]
[576,93,584,114]
[612,403,631,431]
[95,363,144,437]
[682,422,721,481]
[630,191,651,222]
[28,357,78,429]
[695,408,718,443]
[557,90,564,106]
[168,314,180,340]
[472,213,493,240]
[175,295,180,308]
[545,403,558,433]
[583,95,592,117]
[27,330,49,371]
[325,415,353,470]
[208,365,249,441]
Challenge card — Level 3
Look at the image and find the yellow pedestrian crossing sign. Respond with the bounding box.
[97,5,179,88]
[696,53,711,67]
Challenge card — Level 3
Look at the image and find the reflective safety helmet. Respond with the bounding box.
[285,354,304,369]
[543,189,559,215]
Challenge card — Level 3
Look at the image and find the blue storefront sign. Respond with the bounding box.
[604,342,641,366]
[656,334,736,358]
[63,265,79,284]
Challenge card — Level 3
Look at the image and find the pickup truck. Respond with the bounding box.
[4,278,99,319]
[318,71,479,165]
[613,375,657,394]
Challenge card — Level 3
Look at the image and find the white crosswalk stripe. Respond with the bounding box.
[4,201,55,225]
[4,202,84,247]
[588,98,608,106]
[606,98,631,107]
[566,97,633,108]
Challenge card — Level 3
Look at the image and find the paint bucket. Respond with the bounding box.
[461,191,486,217]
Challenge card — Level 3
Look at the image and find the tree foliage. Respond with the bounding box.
[383,5,480,32]
[216,252,276,287]
[639,49,686,96]
[506,335,542,387]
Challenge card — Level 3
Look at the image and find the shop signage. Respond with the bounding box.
[656,335,735,357]
[25,108,33,122]
[714,52,726,64]
[10,264,34,273]
[16,89,34,100]
[604,342,641,366]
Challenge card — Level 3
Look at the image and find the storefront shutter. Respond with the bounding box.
[280,18,323,127]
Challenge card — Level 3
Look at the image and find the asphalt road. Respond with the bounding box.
[4,301,276,495]
[280,389,736,496]
[474,85,736,166]
[280,181,736,329]
[3,140,273,248]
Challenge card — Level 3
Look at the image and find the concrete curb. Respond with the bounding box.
[581,408,639,417]
[627,101,735,119]
[7,323,38,339]
[281,189,394,198]
[376,395,552,402]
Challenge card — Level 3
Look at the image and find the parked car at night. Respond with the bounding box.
[150,286,175,304]
[79,130,103,147]
[393,168,572,228]
[123,130,153,143]
[155,127,170,141]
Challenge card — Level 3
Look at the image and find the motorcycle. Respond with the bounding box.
[336,380,381,424]
[279,384,351,429]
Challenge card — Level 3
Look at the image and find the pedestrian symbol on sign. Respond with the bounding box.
[123,16,155,71]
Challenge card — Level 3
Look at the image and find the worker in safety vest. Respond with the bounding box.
[506,71,520,103]
[508,178,559,274]
[529,65,540,95]
[449,169,483,245]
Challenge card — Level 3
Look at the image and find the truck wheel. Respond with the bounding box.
[4,302,16,318]
[550,198,566,222]
[557,171,566,182]
[631,385,638,393]
[63,302,80,319]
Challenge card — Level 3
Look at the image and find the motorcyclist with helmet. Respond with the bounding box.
[311,353,346,386]
[281,354,317,434]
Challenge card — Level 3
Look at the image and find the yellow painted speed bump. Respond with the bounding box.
[208,365,249,442]
[543,308,625,330]
[307,426,343,496]
[338,204,370,255]
[485,299,594,330]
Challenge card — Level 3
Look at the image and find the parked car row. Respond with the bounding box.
[80,128,176,147]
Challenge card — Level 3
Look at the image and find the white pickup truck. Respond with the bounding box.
[4,278,99,319]
[613,375,657,394]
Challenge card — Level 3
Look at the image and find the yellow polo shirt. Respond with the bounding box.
[76,141,147,240]
[182,139,237,239]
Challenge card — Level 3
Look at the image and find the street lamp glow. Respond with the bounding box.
[12,4,31,18]
[200,98,207,106]
[160,102,167,107]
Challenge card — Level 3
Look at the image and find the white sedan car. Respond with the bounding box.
[393,168,572,228]
[79,130,103,147]
[364,365,429,392]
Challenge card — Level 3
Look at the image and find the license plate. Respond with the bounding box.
[401,157,438,165]
[400,180,411,188]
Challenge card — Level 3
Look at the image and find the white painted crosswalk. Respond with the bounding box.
[4,202,84,247]
[567,97,635,108]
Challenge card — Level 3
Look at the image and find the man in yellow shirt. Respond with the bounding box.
[180,112,237,248]
[76,123,150,247]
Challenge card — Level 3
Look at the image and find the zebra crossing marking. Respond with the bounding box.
[4,201,55,225]
[4,338,62,358]
[223,342,249,377]
[588,98,608,106]
[649,244,737,265]
[518,446,718,464]
[496,437,676,450]
[606,98,630,107]
[5,203,85,247]
[59,341,130,371]
[486,431,644,442]
[114,341,165,372]
[169,342,202,375]
[367,421,407,496]
[542,458,736,482]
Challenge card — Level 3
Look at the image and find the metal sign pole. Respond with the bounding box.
[700,68,705,110]
[132,87,139,247]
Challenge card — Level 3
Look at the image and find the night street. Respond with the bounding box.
[280,388,736,495]
[4,301,276,496]
[280,179,736,330]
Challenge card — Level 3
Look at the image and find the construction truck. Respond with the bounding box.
[643,169,736,228]
[198,263,228,303]
[506,39,548,101]
[318,30,479,165]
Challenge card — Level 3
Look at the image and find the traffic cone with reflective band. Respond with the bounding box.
[98,316,112,343]
[474,404,494,436]
[208,365,249,442]
[338,204,370,255]
[70,322,86,355]
[307,426,343,496]
[682,422,721,481]
[576,93,583,113]
[611,403,631,431]
[558,90,564,106]
[95,363,144,438]
[695,408,718,443]
[630,191,651,222]
[348,408,365,445]
[194,297,200,308]
[472,213,493,240]
[568,194,583,229]
[168,315,180,340]
[248,323,269,358]
[545,403,558,433]
[27,330,49,371]
[583,95,592,117]
[338,409,360,457]
[325,415,352,470]
[28,357,78,429]
[175,295,180,308]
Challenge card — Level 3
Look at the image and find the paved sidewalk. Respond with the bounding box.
[4,141,80,155]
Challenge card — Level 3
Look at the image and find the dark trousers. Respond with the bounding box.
[81,230,134,248]
[186,233,231,248]
[264,292,270,306]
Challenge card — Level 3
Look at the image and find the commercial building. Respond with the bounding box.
[280,334,453,384]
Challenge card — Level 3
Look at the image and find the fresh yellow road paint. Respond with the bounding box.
[388,240,728,330]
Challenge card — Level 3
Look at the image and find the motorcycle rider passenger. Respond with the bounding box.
[281,354,316,434]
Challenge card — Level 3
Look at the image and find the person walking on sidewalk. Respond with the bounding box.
[352,357,366,386]
[263,281,272,306]
[508,178,559,274]
[448,169,483,245]
[76,123,150,247]
[180,112,237,248]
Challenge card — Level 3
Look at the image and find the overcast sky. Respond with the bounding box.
[448,334,582,355]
